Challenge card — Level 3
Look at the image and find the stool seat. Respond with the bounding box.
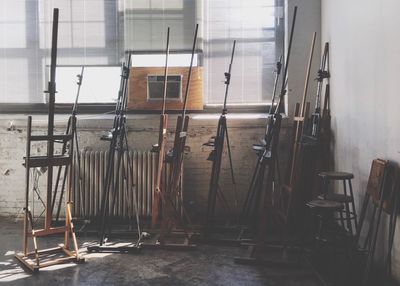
[318,193,353,203]
[318,171,354,180]
[306,199,343,211]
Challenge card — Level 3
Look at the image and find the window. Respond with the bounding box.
[0,0,283,108]
[203,0,284,105]
[131,53,198,67]
[147,75,182,101]
[0,0,120,104]
[56,66,121,103]
[0,0,33,103]
[123,0,200,52]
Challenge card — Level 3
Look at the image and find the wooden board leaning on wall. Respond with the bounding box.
[128,67,203,111]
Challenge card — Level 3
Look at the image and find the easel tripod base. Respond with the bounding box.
[87,244,141,254]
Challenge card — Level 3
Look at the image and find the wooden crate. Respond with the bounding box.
[128,66,203,110]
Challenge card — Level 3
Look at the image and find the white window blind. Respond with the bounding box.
[0,0,283,106]
[123,0,201,52]
[203,0,284,105]
[0,0,120,104]
[56,66,121,103]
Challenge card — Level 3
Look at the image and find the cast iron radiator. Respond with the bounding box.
[69,150,179,221]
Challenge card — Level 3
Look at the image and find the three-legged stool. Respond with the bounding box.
[318,171,358,236]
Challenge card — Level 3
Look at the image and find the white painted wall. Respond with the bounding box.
[322,0,400,280]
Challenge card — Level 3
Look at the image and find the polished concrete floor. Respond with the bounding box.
[0,218,325,286]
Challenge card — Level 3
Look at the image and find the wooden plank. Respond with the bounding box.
[60,246,84,263]
[14,253,39,273]
[26,245,63,256]
[293,116,305,122]
[38,256,77,268]
[28,226,67,237]
[30,134,73,142]
[27,155,71,168]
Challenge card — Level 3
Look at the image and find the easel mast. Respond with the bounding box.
[151,27,170,227]
[204,40,237,226]
[44,7,59,230]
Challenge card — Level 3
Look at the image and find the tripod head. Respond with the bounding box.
[222,40,236,114]
[72,66,84,116]
[101,53,132,141]
[257,6,297,157]
[314,42,330,114]
[269,55,283,115]
[115,53,132,116]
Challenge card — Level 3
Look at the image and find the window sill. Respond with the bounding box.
[0,103,276,115]
[0,112,290,131]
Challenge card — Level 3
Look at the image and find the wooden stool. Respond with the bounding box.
[306,199,344,249]
[305,199,353,283]
[318,171,358,236]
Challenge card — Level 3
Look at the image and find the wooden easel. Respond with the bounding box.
[355,159,399,285]
[150,27,170,228]
[15,8,84,272]
[281,31,317,230]
[142,25,199,250]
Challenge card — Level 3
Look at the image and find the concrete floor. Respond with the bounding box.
[0,218,324,286]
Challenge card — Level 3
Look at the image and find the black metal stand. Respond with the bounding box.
[235,6,300,266]
[198,41,243,245]
[87,54,142,253]
[52,66,85,223]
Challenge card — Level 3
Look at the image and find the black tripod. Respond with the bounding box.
[204,40,237,228]
[51,66,85,223]
[240,54,283,224]
[235,6,298,265]
[87,53,142,253]
[302,42,330,144]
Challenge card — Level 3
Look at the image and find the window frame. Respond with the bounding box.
[0,0,283,115]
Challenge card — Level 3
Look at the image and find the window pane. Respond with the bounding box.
[204,0,284,104]
[0,58,31,103]
[123,0,198,51]
[56,66,121,103]
[0,24,26,48]
[0,0,283,106]
[0,0,120,104]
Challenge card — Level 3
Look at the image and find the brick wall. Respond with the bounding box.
[0,114,291,222]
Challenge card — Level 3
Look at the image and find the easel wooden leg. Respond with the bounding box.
[67,203,80,257]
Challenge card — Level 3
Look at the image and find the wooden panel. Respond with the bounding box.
[128,67,203,110]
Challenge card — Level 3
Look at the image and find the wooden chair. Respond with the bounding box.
[355,159,398,285]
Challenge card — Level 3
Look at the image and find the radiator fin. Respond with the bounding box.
[71,150,158,220]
